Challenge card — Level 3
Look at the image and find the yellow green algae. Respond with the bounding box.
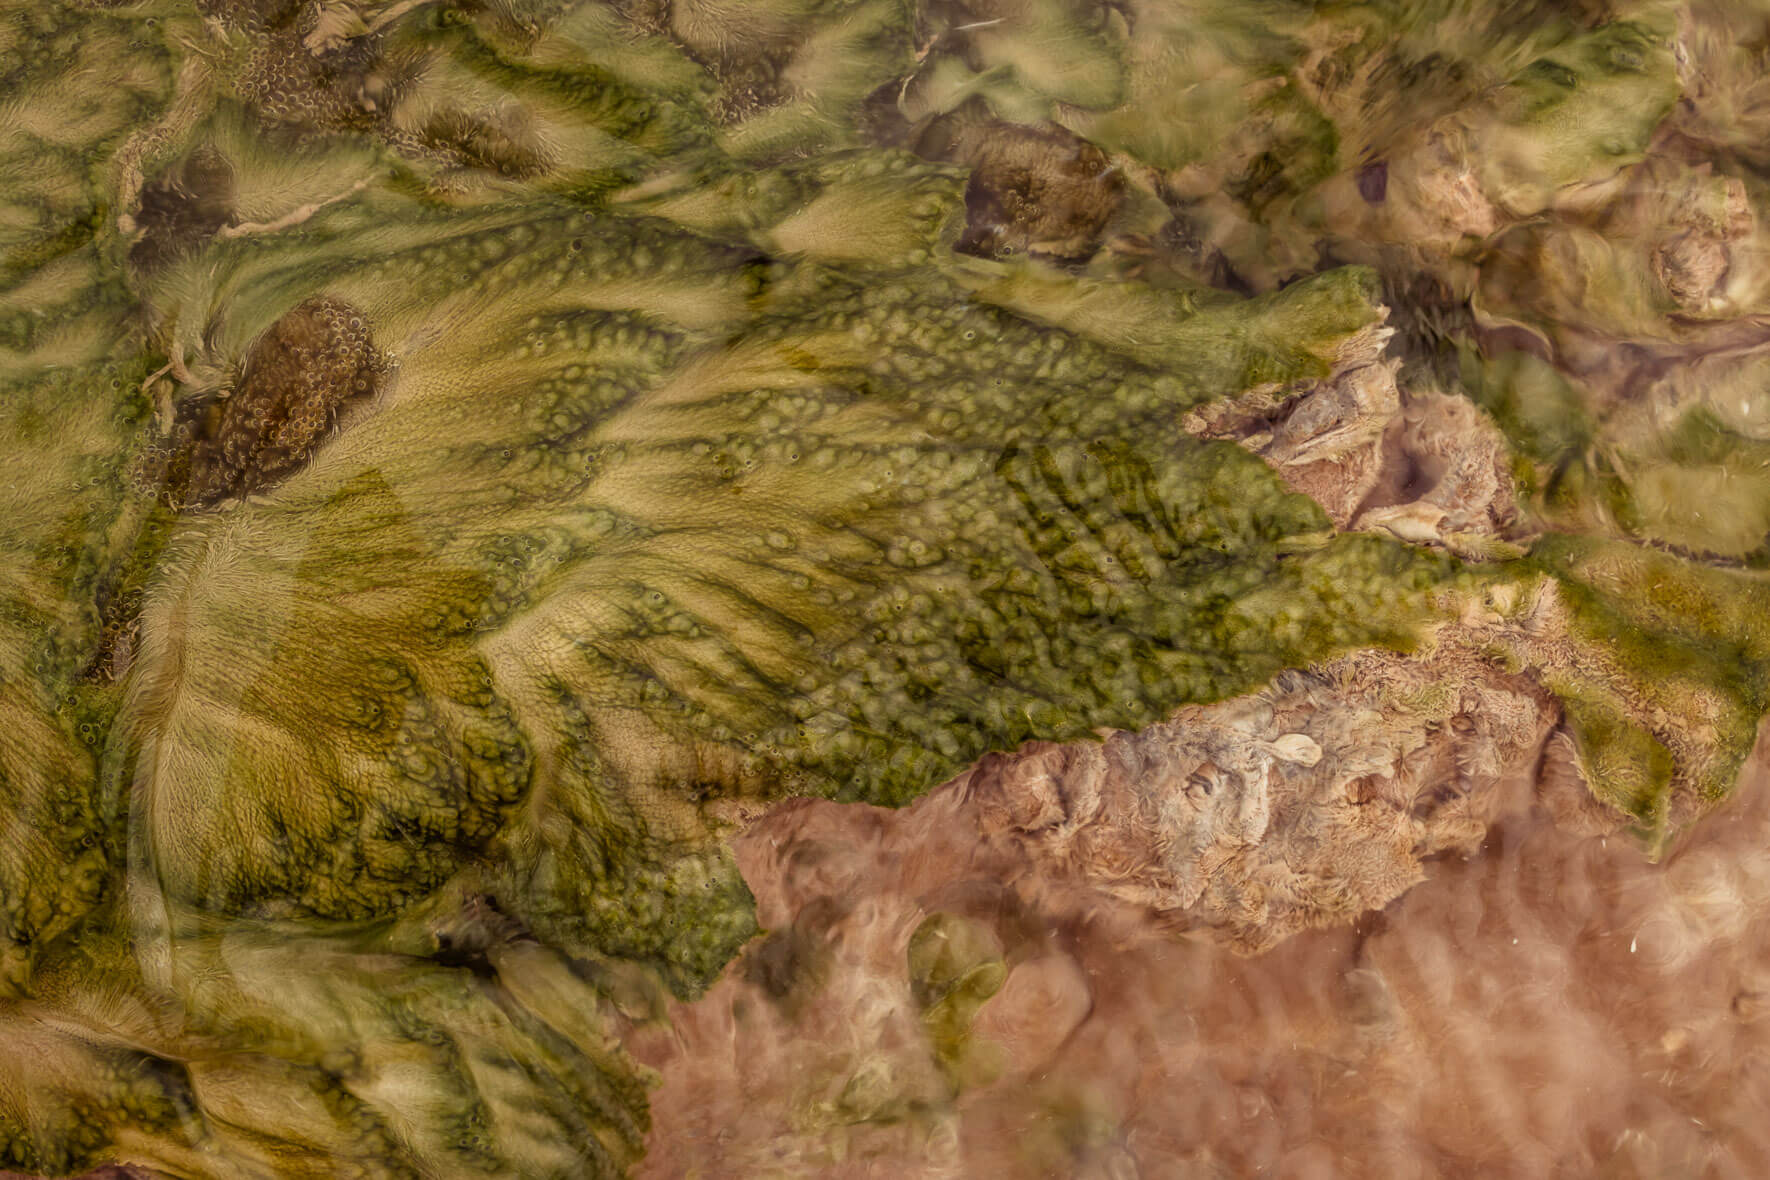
[2,0,1769,1175]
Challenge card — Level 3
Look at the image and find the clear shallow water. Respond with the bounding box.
[4,1,1770,1176]
[629,730,1770,1177]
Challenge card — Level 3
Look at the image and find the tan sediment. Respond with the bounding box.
[630,709,1770,1178]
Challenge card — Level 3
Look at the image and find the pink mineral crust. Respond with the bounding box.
[1184,323,1520,553]
[629,701,1770,1177]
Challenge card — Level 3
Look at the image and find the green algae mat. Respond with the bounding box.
[5,0,1770,1174]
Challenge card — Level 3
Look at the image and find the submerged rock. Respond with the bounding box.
[4,0,1770,1176]
[179,295,384,506]
[636,708,1770,1179]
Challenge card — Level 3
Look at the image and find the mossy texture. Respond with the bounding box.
[1,0,1767,1175]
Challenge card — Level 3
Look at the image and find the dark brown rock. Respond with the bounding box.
[182,295,382,506]
[919,116,1126,263]
[127,146,235,273]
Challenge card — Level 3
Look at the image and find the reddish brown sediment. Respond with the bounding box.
[12,4,1770,1175]
[629,709,1770,1178]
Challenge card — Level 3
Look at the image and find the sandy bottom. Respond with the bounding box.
[21,740,1770,1180]
[630,730,1770,1179]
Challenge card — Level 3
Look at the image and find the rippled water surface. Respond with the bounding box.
[5,0,1770,1176]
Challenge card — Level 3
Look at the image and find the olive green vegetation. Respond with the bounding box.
[906,913,1007,1091]
[1,0,1768,1175]
[1469,349,1770,561]
[1531,537,1770,812]
[935,0,1770,840]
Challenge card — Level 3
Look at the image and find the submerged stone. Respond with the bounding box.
[2,0,1770,1176]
